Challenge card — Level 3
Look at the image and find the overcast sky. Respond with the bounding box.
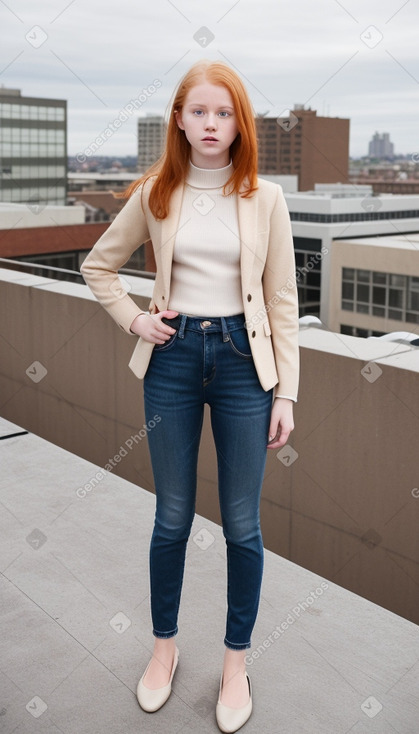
[1,0,418,158]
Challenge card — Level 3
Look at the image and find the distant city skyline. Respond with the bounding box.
[368,131,395,158]
[1,0,418,159]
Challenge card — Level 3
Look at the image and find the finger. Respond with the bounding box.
[267,432,290,449]
[158,324,177,336]
[159,310,179,318]
[267,423,292,449]
[268,421,279,444]
[153,329,173,342]
[152,313,178,336]
[157,309,179,325]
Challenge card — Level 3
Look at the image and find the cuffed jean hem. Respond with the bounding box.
[224,637,251,651]
[153,626,178,639]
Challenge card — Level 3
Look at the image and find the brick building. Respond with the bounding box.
[256,105,350,190]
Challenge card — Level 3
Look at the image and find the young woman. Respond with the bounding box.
[81,60,299,733]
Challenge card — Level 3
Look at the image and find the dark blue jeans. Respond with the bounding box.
[143,313,273,650]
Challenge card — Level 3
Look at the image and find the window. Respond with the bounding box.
[372,287,386,305]
[21,105,31,119]
[290,209,419,222]
[1,127,12,141]
[342,282,354,299]
[342,267,354,280]
[0,103,12,118]
[340,325,386,337]
[341,267,419,323]
[294,245,322,316]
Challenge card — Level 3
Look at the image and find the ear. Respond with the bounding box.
[174,109,185,131]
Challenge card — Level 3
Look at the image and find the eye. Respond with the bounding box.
[193,109,204,116]
[218,111,231,117]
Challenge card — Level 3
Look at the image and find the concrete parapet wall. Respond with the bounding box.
[1,268,418,624]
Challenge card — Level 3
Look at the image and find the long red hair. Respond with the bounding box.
[119,60,258,219]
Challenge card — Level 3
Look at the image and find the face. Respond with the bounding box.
[175,81,239,169]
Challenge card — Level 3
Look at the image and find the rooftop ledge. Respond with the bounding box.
[2,265,417,377]
[1,416,418,733]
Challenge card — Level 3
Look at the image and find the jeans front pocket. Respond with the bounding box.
[152,329,179,353]
[227,327,253,359]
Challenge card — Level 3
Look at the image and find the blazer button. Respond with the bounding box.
[252,330,256,338]
[247,294,252,301]
[162,295,165,300]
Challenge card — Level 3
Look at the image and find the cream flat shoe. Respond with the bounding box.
[136,646,179,712]
[216,671,252,733]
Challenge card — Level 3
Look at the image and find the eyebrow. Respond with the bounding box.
[186,102,234,110]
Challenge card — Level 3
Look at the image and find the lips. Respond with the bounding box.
[202,136,218,141]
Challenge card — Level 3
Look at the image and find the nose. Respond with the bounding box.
[205,113,217,131]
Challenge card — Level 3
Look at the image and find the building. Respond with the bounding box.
[137,115,165,172]
[326,232,419,337]
[0,87,67,206]
[368,131,394,158]
[282,185,419,321]
[258,174,298,193]
[256,105,350,190]
[67,171,139,192]
[69,191,125,222]
[349,178,419,195]
[0,200,156,275]
[0,202,106,273]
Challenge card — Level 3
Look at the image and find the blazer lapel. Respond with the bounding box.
[158,184,184,296]
[237,189,259,291]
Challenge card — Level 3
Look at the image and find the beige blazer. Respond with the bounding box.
[80,176,299,400]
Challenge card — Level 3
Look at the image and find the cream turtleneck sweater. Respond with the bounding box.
[168,160,243,317]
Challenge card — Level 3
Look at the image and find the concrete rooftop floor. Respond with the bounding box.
[1,416,418,734]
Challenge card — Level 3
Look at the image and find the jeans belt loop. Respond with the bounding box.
[178,314,187,339]
[220,316,230,342]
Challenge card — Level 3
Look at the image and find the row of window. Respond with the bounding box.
[0,186,66,202]
[0,104,65,121]
[341,268,419,323]
[341,325,386,338]
[1,128,65,142]
[290,210,419,223]
[0,144,66,157]
[0,165,66,178]
[342,268,417,288]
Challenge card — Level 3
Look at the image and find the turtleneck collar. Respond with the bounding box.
[186,160,234,189]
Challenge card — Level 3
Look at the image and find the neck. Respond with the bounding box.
[190,150,231,169]
[186,159,233,189]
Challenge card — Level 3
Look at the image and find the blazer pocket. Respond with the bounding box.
[263,321,272,337]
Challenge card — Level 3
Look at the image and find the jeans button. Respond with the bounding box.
[200,320,212,328]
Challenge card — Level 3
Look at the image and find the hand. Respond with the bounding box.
[129,310,179,344]
[267,397,295,449]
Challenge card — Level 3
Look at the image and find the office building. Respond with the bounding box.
[0,87,67,205]
[137,115,165,172]
[282,185,419,322]
[368,131,394,158]
[256,105,350,190]
[327,232,419,336]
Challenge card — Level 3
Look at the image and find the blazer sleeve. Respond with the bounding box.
[80,187,151,334]
[263,185,300,401]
